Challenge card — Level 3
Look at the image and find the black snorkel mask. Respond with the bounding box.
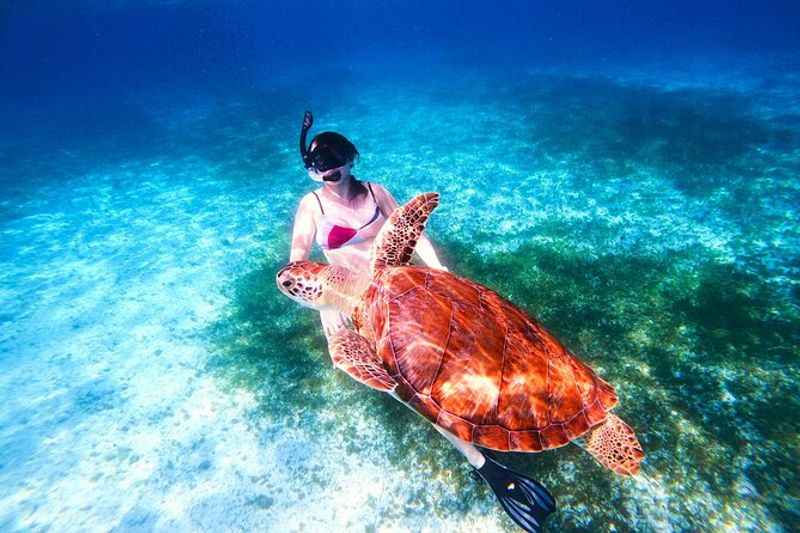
[300,111,347,182]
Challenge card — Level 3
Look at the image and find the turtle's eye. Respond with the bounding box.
[282,280,292,287]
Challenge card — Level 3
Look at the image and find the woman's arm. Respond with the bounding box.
[415,232,447,270]
[374,184,447,270]
[289,195,317,262]
[289,194,349,336]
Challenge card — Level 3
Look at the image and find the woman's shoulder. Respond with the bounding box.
[363,180,391,196]
[296,190,324,215]
[363,181,399,204]
[361,178,384,189]
[299,189,324,204]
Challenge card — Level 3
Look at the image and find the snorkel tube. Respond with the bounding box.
[300,110,314,171]
[299,111,342,182]
[299,111,350,183]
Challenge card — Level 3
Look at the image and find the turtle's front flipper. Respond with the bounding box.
[370,192,439,275]
[476,455,556,533]
[329,329,397,392]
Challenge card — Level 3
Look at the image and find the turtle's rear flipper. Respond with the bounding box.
[583,413,644,476]
[329,329,397,392]
[476,455,556,532]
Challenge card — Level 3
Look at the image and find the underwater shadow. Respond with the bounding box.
[203,228,446,458]
[509,75,799,196]
[440,235,799,531]
[207,227,798,531]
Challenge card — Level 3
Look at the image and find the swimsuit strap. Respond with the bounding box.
[366,182,383,217]
[314,184,378,217]
[311,191,325,215]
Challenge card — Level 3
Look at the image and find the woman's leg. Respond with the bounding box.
[435,423,556,532]
[432,424,486,468]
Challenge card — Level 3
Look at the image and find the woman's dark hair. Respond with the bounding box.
[308,131,359,170]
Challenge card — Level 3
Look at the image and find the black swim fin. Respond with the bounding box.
[475,455,556,532]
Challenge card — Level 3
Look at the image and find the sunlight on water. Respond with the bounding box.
[1,2,799,532]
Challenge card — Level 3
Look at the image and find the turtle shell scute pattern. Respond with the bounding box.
[371,267,619,452]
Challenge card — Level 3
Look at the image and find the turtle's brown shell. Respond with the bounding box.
[355,266,619,452]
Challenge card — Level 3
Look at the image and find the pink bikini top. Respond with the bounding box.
[313,183,387,251]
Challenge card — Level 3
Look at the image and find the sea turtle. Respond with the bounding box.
[276,193,644,532]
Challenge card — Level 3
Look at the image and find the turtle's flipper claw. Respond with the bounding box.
[475,455,556,532]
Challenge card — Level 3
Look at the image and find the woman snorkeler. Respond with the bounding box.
[287,111,555,532]
[289,111,448,337]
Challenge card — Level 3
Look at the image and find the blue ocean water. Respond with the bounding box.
[1,1,799,532]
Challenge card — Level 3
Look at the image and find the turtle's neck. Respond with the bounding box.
[323,266,371,316]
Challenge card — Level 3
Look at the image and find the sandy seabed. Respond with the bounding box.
[1,59,798,532]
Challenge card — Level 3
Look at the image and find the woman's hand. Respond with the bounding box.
[320,308,351,339]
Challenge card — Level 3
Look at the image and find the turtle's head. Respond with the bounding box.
[276,261,329,309]
[277,261,368,313]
